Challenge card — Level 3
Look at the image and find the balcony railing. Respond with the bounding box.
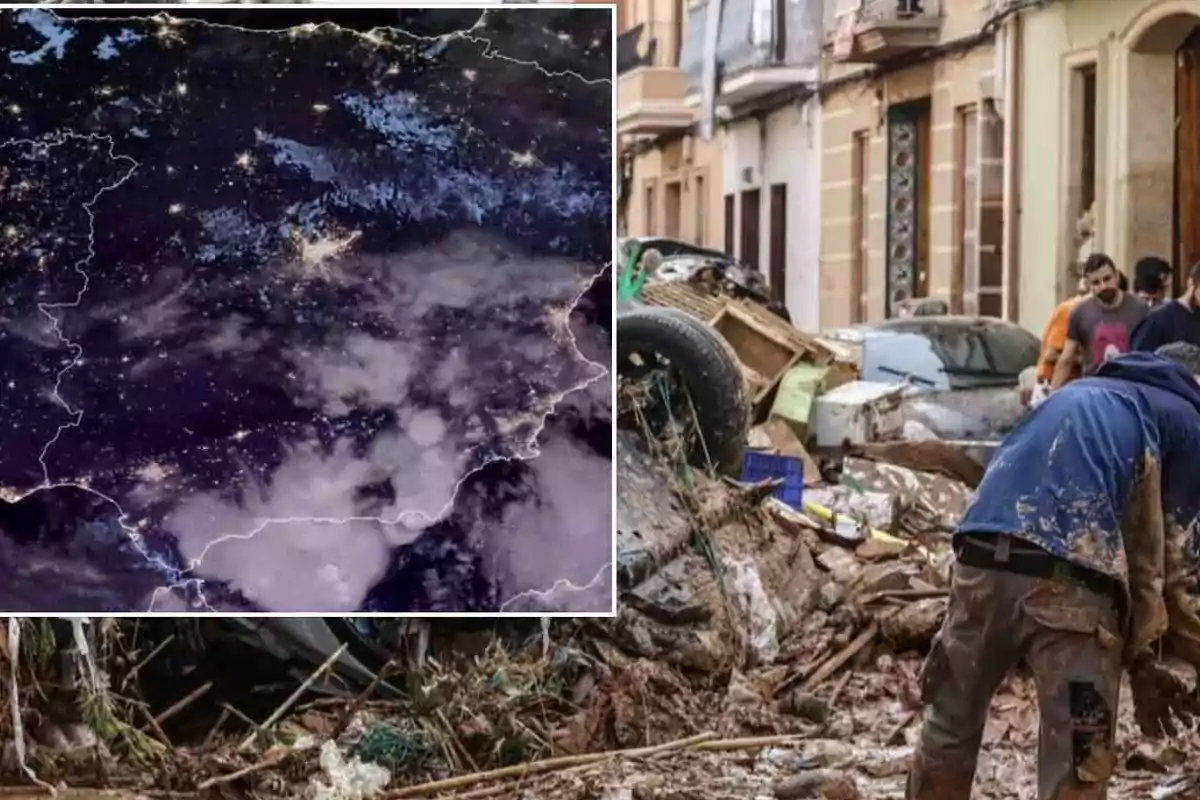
[618,18,684,75]
[825,0,939,34]
[618,17,693,134]
[680,0,821,103]
[824,0,941,62]
[618,23,654,74]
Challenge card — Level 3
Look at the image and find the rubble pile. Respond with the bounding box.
[607,263,1200,799]
[568,449,1200,800]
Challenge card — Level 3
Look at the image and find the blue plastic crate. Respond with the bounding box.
[740,452,805,510]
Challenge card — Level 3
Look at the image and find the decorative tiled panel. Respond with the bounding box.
[886,114,918,314]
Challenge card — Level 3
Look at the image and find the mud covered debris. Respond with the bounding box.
[2,405,1199,797]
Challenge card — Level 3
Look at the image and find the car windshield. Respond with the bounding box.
[860,321,1040,389]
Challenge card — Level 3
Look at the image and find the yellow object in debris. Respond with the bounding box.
[801,499,909,547]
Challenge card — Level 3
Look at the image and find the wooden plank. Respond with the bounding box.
[713,305,801,381]
[721,304,794,353]
[753,349,803,407]
[730,299,837,365]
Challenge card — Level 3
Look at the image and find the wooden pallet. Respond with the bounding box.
[639,282,728,323]
[637,281,847,418]
[640,282,837,366]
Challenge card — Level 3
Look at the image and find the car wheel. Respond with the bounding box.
[617,307,748,476]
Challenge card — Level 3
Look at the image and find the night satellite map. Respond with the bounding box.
[0,5,614,614]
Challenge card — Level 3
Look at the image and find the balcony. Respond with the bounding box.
[825,0,942,64]
[690,63,818,107]
[618,21,693,135]
[680,0,821,111]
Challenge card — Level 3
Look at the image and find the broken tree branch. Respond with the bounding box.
[140,706,173,749]
[196,752,289,790]
[799,621,879,693]
[384,732,718,798]
[692,734,809,751]
[883,709,919,746]
[238,642,349,751]
[153,681,213,728]
[120,633,175,692]
[859,588,947,605]
[202,706,231,750]
[826,670,853,709]
[329,658,397,740]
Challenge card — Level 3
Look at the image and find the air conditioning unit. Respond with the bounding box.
[835,0,861,16]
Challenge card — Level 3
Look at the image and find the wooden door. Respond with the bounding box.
[1177,29,1200,279]
[740,188,761,269]
[724,194,736,254]
[768,183,788,304]
[664,181,682,238]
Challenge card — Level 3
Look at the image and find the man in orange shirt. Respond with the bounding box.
[1031,278,1088,406]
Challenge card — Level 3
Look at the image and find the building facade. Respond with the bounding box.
[617,0,725,250]
[618,0,1200,334]
[678,0,825,327]
[714,104,823,327]
[1016,0,1200,332]
[817,0,1018,328]
[616,0,825,327]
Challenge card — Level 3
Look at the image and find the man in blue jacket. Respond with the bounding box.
[907,343,1200,800]
[1131,261,1200,352]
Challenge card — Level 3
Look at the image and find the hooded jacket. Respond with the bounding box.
[958,352,1200,666]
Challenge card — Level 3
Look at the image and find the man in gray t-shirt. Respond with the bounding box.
[1052,253,1149,389]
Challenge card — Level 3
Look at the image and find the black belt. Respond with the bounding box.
[955,534,1119,600]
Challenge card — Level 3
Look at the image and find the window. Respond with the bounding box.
[644,181,656,235]
[1064,62,1098,300]
[955,105,979,315]
[772,0,787,62]
[851,131,869,323]
[694,174,707,245]
[751,0,772,48]
[978,105,1006,318]
[1078,64,1097,215]
[724,194,735,254]
[740,188,761,269]
[665,181,682,238]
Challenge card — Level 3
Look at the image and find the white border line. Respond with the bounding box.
[608,0,618,620]
[0,1,619,619]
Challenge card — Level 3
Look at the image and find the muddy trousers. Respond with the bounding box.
[906,540,1124,800]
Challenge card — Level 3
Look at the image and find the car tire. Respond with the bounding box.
[617,307,748,476]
